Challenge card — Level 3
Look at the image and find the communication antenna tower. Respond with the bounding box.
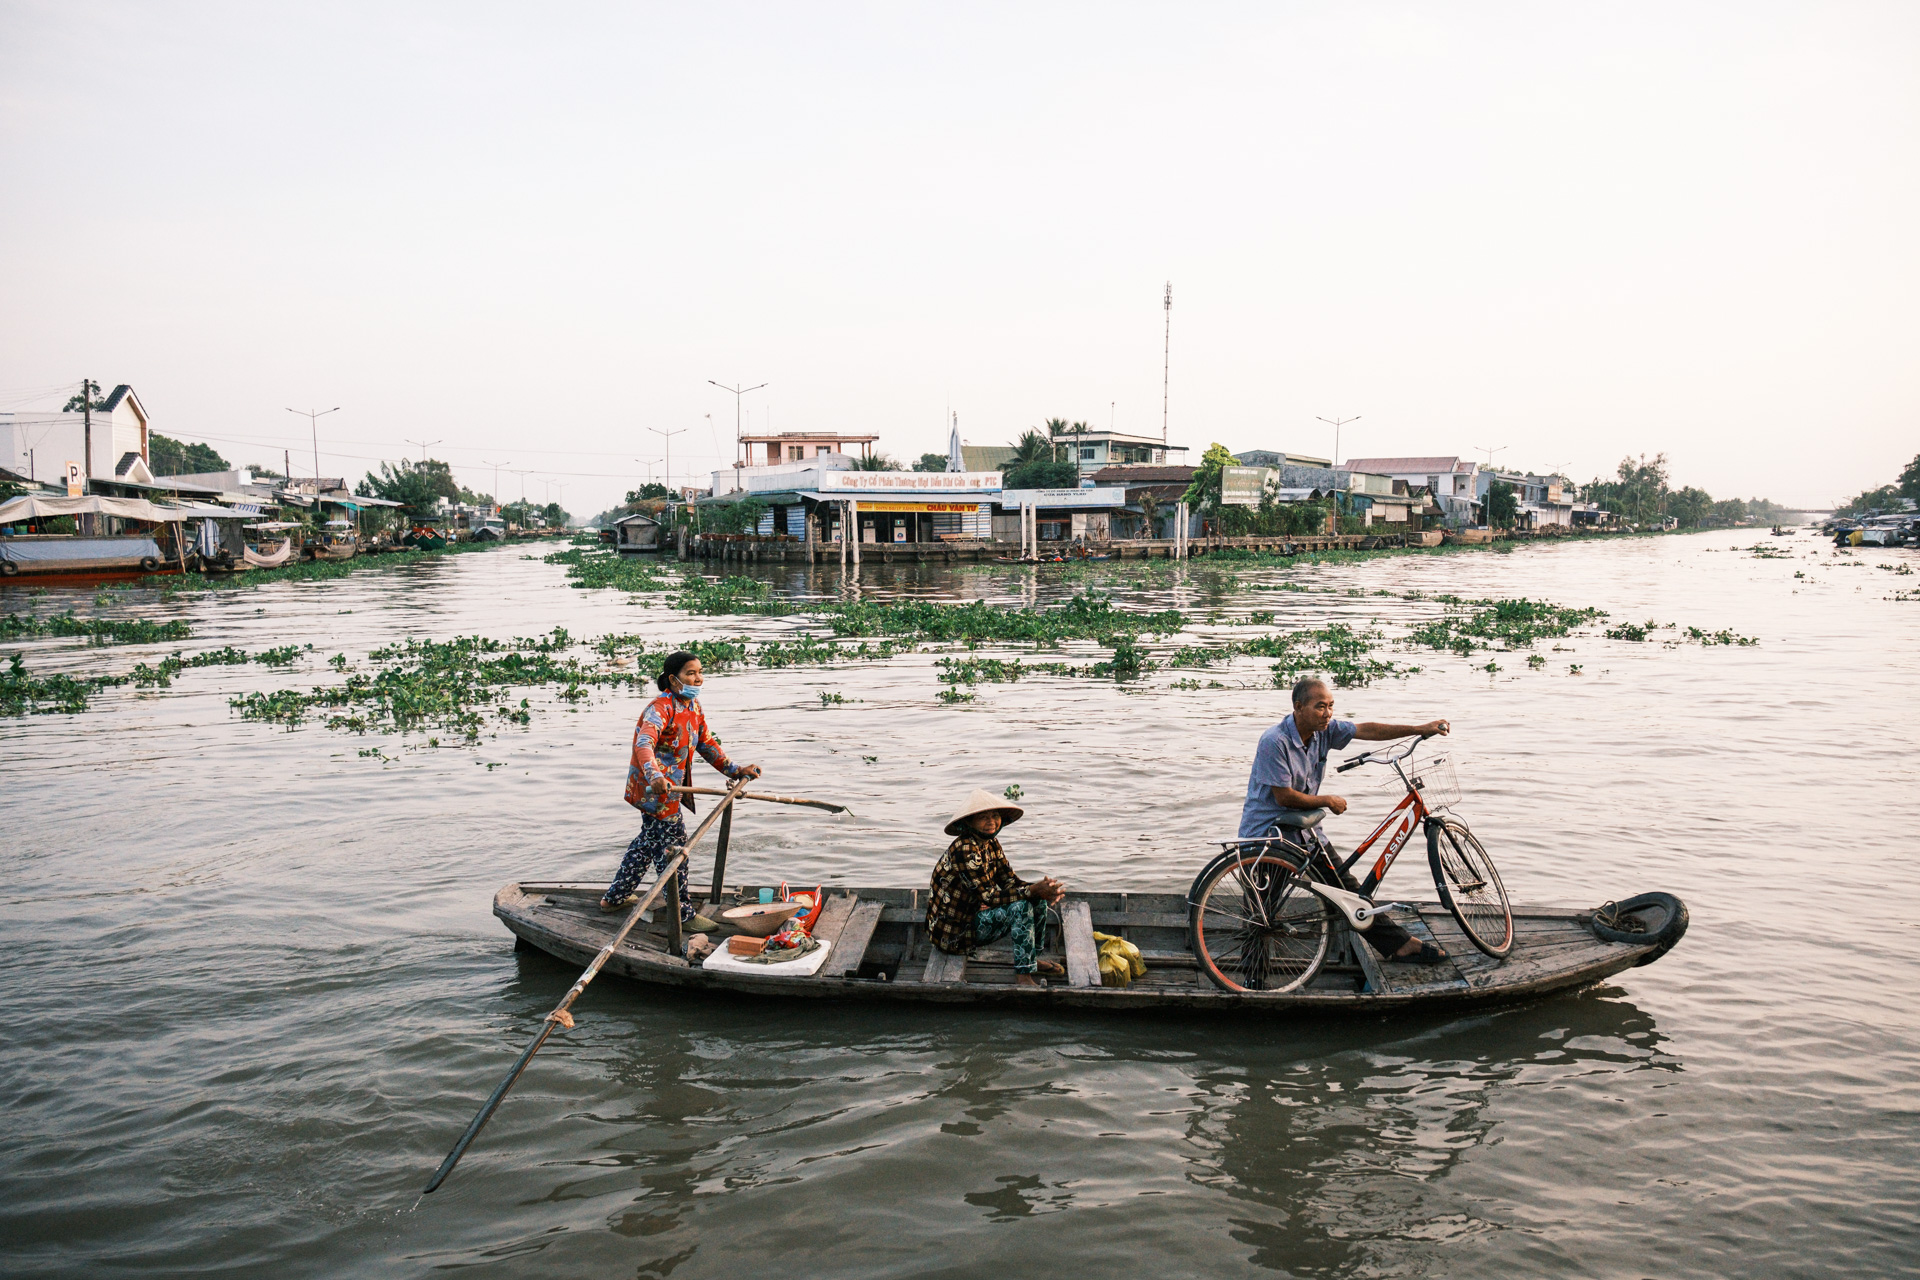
[1161,282,1172,444]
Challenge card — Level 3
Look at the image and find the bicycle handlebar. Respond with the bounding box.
[1335,735,1430,773]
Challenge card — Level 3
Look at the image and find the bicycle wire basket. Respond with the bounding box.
[1408,752,1462,810]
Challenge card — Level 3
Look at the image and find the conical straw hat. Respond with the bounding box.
[944,787,1024,837]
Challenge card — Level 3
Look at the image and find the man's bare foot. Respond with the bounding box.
[1387,938,1448,965]
[1015,974,1044,988]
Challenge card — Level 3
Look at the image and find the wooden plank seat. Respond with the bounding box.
[1062,900,1100,988]
[827,899,887,980]
[922,946,968,984]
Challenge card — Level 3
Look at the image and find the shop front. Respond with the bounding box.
[851,501,986,544]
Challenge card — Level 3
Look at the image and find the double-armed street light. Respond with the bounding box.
[708,380,767,467]
[649,427,687,497]
[1318,415,1360,469]
[286,406,340,490]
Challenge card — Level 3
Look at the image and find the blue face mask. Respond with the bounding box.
[672,682,701,701]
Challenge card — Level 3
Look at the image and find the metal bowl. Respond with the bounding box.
[722,901,805,937]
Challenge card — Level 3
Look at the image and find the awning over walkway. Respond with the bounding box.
[0,494,201,523]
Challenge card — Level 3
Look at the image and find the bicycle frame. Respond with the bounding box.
[1345,757,1432,896]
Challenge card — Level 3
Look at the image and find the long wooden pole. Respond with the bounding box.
[424,774,752,1194]
[668,784,851,815]
[708,801,733,907]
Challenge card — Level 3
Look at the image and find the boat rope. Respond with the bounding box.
[1593,900,1646,934]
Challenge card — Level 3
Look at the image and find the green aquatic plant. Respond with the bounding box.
[159,537,506,597]
[934,656,1079,684]
[1684,626,1759,646]
[0,612,193,645]
[0,652,124,715]
[1405,597,1605,654]
[545,547,675,592]
[1090,635,1148,680]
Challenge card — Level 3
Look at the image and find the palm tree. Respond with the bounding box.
[1043,418,1071,462]
[852,452,903,471]
[1003,430,1054,472]
[1068,421,1091,472]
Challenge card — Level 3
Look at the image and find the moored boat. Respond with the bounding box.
[495,880,1686,1012]
[308,519,358,561]
[0,493,192,583]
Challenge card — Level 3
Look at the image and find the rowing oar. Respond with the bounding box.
[668,785,853,816]
[423,773,753,1194]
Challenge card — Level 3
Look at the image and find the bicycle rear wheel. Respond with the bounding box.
[1190,850,1332,993]
[1427,818,1512,958]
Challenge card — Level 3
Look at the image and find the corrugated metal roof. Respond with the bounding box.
[1089,464,1196,484]
[1341,456,1463,474]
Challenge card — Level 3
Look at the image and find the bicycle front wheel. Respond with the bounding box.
[1428,818,1512,958]
[1190,851,1332,993]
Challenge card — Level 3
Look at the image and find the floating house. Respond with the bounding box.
[613,510,665,553]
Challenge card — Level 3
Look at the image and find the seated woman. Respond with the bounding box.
[927,789,1068,987]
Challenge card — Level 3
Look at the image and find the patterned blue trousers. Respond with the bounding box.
[604,815,694,921]
[976,899,1044,974]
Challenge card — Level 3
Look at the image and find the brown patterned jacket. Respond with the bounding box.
[928,831,1029,955]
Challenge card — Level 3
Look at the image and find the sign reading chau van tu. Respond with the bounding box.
[817,471,1003,493]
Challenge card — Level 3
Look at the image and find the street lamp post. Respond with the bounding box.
[707,380,767,468]
[1317,415,1360,469]
[406,438,443,464]
[649,427,687,498]
[481,460,510,508]
[286,406,341,492]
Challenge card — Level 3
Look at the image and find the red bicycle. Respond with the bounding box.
[1188,737,1513,993]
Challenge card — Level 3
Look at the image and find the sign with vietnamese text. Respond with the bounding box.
[818,471,1002,493]
[997,487,1128,509]
[1222,466,1272,507]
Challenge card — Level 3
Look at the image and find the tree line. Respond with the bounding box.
[357,458,567,526]
[1580,453,1797,529]
[1835,452,1920,517]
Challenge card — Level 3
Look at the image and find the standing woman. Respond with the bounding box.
[600,651,761,928]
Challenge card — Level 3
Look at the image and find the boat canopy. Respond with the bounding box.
[0,494,202,524]
[244,521,304,531]
[324,519,353,528]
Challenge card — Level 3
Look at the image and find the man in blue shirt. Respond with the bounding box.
[1240,676,1451,963]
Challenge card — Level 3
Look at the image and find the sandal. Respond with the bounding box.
[1386,941,1449,966]
[1031,960,1066,979]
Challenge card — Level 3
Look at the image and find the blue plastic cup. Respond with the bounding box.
[759,887,775,904]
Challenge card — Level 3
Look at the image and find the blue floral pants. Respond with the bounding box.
[975,899,1045,974]
[604,815,694,921]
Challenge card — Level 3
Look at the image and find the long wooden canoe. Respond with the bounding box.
[494,882,1685,1012]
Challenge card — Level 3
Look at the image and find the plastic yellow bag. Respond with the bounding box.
[1093,932,1147,984]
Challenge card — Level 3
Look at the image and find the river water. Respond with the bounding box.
[2,531,1916,1279]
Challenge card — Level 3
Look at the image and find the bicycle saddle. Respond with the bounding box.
[1269,809,1326,829]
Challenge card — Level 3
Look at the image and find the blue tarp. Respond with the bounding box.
[0,537,164,569]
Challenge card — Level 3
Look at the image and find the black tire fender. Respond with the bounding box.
[1592,891,1689,966]
[138,556,160,572]
[0,560,17,576]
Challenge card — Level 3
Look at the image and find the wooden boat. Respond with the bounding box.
[494,881,1686,1012]
[309,520,359,561]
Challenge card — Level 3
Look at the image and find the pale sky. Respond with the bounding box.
[3,2,1914,514]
